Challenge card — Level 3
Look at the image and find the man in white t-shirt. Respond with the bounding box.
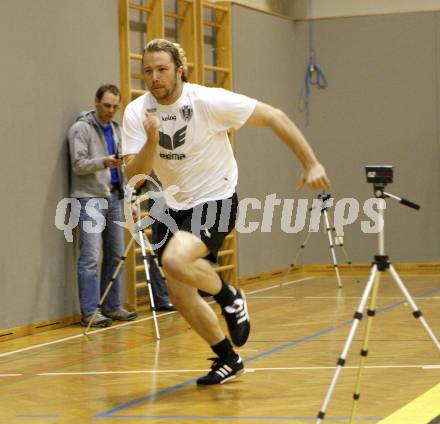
[122,39,331,385]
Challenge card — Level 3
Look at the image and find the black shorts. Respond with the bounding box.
[152,193,238,264]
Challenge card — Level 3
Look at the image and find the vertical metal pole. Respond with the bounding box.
[323,209,342,288]
[135,201,160,339]
[377,200,386,256]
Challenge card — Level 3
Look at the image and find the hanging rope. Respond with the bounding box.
[299,6,327,127]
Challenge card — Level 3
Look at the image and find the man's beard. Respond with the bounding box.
[150,75,179,102]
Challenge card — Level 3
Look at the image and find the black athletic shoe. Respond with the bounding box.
[155,303,176,312]
[198,289,213,298]
[196,356,244,385]
[222,287,250,347]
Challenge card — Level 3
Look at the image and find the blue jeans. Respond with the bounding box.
[147,254,171,307]
[77,191,123,316]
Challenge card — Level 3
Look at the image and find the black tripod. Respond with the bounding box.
[316,171,440,423]
[291,193,352,288]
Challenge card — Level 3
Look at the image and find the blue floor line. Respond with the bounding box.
[95,286,440,419]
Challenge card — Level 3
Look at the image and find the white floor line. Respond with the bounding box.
[0,276,315,359]
[38,370,206,376]
[246,276,316,296]
[248,365,440,371]
[0,311,175,359]
[0,373,22,377]
[34,364,440,377]
[251,296,297,299]
[303,296,440,300]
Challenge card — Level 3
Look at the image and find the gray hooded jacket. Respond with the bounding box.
[68,111,123,198]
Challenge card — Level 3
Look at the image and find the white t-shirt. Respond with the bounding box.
[122,83,257,209]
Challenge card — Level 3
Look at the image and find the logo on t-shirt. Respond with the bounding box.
[158,125,187,160]
[179,105,193,122]
[161,114,177,121]
[159,125,187,150]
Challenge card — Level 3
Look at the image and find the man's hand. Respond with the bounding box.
[297,162,331,192]
[104,155,123,169]
[143,111,160,136]
[124,113,159,181]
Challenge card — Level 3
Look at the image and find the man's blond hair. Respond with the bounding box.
[143,38,188,82]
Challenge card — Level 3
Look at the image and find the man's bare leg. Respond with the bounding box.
[161,230,250,347]
[162,231,222,294]
[161,230,247,385]
[161,231,223,344]
[163,274,224,345]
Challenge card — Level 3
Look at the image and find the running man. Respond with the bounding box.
[122,39,331,385]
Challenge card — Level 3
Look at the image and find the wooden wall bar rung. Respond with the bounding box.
[204,20,222,28]
[128,3,152,13]
[213,264,235,272]
[203,1,228,12]
[130,88,147,97]
[131,73,144,80]
[204,64,230,73]
[130,53,143,61]
[218,249,234,257]
[165,11,185,20]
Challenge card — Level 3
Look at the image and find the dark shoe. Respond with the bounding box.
[155,303,176,312]
[198,289,213,298]
[197,356,244,385]
[221,288,250,347]
[81,311,112,328]
[102,307,138,321]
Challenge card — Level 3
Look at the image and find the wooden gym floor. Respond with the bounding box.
[0,271,439,424]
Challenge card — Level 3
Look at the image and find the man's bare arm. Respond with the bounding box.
[246,101,331,191]
[124,113,160,182]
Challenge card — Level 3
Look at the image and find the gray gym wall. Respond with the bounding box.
[232,5,440,276]
[0,0,121,329]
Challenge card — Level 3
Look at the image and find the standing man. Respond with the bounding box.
[122,40,331,384]
[68,84,140,327]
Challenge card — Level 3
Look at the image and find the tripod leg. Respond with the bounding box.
[388,265,440,351]
[143,236,167,280]
[339,245,352,266]
[138,228,161,339]
[283,230,313,282]
[135,201,161,340]
[327,214,352,266]
[323,210,342,288]
[292,231,312,268]
[316,265,378,423]
[83,237,136,336]
[349,271,381,423]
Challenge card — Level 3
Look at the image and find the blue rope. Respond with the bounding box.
[300,17,327,126]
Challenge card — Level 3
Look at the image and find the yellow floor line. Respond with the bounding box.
[379,383,440,423]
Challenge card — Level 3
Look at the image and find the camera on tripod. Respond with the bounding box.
[365,165,393,184]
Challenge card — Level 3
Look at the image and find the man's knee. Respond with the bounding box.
[162,251,186,282]
[161,231,206,282]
